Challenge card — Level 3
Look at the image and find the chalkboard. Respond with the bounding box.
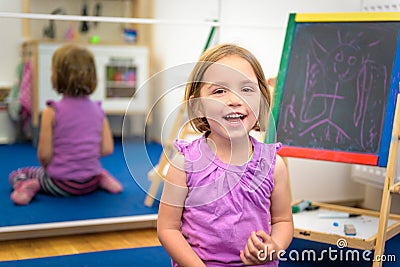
[272,13,400,167]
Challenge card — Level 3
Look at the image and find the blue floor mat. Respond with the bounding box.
[0,138,162,227]
[0,246,171,267]
[1,235,399,267]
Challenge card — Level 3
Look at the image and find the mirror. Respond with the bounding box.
[0,0,161,240]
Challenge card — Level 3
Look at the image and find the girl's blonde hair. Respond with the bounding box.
[185,43,271,133]
[51,44,97,97]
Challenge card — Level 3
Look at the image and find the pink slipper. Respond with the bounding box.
[98,170,123,194]
[11,179,40,205]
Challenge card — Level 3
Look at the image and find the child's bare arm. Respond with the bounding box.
[157,154,206,267]
[269,155,294,251]
[37,107,54,168]
[100,117,113,156]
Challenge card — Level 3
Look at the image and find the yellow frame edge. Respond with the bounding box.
[295,12,400,22]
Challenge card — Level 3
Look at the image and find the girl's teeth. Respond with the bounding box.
[225,114,243,119]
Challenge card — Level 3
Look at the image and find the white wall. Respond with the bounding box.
[218,0,363,77]
[148,0,219,142]
[0,2,22,88]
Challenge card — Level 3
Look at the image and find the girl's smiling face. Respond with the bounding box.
[198,55,261,141]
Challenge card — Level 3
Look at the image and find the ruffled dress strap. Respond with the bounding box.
[174,139,191,155]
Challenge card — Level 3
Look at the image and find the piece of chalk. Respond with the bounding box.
[318,212,361,219]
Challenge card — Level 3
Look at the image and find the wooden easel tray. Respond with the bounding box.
[293,202,400,250]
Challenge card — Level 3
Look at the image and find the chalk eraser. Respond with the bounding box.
[344,224,357,236]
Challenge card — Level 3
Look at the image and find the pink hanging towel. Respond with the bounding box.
[19,59,32,132]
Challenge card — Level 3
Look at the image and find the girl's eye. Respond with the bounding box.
[242,86,255,92]
[213,88,226,94]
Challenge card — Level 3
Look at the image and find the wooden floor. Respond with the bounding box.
[0,228,160,261]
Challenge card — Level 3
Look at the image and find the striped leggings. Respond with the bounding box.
[9,167,100,197]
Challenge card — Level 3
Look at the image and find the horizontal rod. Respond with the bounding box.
[0,12,281,29]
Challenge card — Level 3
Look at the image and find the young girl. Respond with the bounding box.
[157,44,293,266]
[9,44,123,205]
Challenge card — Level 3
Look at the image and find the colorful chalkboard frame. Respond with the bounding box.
[271,12,400,167]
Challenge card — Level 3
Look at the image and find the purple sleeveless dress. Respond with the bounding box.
[172,134,281,267]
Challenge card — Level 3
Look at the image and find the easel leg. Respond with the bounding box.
[373,93,400,267]
[373,185,393,267]
[144,179,161,207]
[144,103,186,207]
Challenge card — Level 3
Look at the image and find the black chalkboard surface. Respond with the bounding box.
[272,13,400,166]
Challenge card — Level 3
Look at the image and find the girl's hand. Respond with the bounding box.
[240,230,280,265]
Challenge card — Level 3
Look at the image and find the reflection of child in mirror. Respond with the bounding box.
[157,44,293,266]
[9,44,123,206]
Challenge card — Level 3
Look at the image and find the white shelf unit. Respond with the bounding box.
[36,42,149,114]
[22,41,149,141]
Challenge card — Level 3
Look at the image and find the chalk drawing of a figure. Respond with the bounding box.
[281,27,389,153]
